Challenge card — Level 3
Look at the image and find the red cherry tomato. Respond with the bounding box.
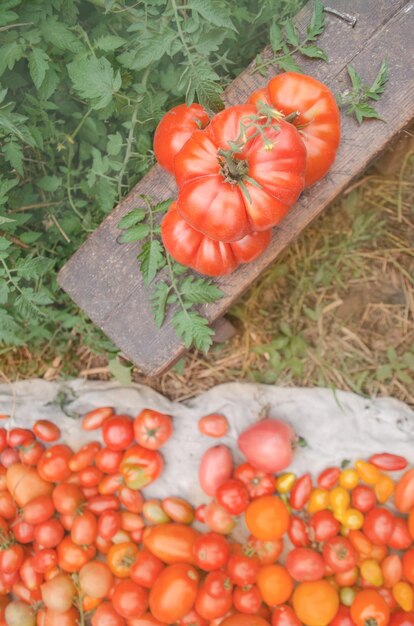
[288,517,310,547]
[227,549,261,586]
[310,510,340,542]
[290,474,312,510]
[204,570,233,598]
[369,453,408,471]
[7,427,34,448]
[317,467,340,490]
[351,485,376,513]
[388,517,412,550]
[233,584,262,614]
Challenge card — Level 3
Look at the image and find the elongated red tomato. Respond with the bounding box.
[162,202,271,276]
[154,103,210,174]
[149,564,199,623]
[369,453,407,471]
[175,104,306,242]
[249,72,340,186]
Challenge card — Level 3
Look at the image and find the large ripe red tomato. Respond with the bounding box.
[233,584,262,614]
[149,564,199,623]
[175,104,306,242]
[237,418,296,474]
[120,445,164,490]
[133,409,173,451]
[216,479,250,515]
[112,579,149,619]
[193,532,230,571]
[161,202,272,276]
[323,537,357,573]
[286,548,325,582]
[249,72,340,186]
[102,415,134,451]
[131,549,164,588]
[154,103,210,174]
[37,445,73,482]
[204,570,233,598]
[363,508,395,545]
[309,510,340,542]
[350,590,390,626]
[234,464,275,499]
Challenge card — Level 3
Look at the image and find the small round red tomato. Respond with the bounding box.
[38,445,73,482]
[310,510,340,542]
[330,606,355,626]
[131,549,164,588]
[23,495,54,525]
[154,103,209,174]
[388,518,411,550]
[198,414,229,438]
[193,532,231,571]
[91,601,126,626]
[323,537,357,573]
[82,407,114,431]
[149,564,199,624]
[133,409,173,451]
[32,549,58,574]
[204,501,235,535]
[79,561,113,599]
[102,415,134,451]
[233,585,262,614]
[162,202,272,277]
[52,483,84,515]
[34,518,65,549]
[7,427,34,448]
[227,549,261,586]
[120,445,164,489]
[216,479,250,515]
[389,612,414,626]
[195,587,233,621]
[204,570,233,598]
[0,447,19,467]
[95,447,123,474]
[363,508,394,546]
[112,579,148,619]
[57,536,96,573]
[352,485,376,513]
[286,548,325,582]
[272,605,301,626]
[350,590,390,626]
[12,519,35,544]
[288,517,310,547]
[33,420,61,442]
[0,544,24,573]
[234,463,275,499]
[71,511,98,546]
[19,441,45,465]
[247,536,284,565]
[68,442,101,472]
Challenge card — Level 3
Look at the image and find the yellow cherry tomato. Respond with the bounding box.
[374,474,395,504]
[393,581,414,611]
[308,488,330,513]
[355,460,381,485]
[329,487,350,521]
[277,473,296,494]
[360,559,383,587]
[339,469,359,490]
[342,508,364,530]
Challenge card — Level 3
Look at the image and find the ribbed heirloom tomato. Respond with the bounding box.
[161,201,272,276]
[175,104,306,242]
[249,72,340,186]
[154,103,209,174]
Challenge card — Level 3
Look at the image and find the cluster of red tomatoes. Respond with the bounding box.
[154,71,341,277]
[2,408,414,626]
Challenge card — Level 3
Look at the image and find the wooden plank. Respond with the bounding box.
[58,0,414,376]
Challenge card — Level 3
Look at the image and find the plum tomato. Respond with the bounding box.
[33,420,61,443]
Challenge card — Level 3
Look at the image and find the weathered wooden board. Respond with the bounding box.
[58,0,414,376]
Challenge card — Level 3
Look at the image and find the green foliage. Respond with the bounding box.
[376,348,414,385]
[251,322,310,383]
[118,197,223,352]
[340,60,388,124]
[254,0,327,75]
[0,0,304,364]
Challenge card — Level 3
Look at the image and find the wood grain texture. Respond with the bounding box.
[58,0,414,376]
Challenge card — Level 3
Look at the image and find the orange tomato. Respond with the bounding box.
[394,470,414,513]
[350,590,390,626]
[402,549,414,583]
[256,564,293,606]
[245,496,290,541]
[143,523,200,564]
[107,542,139,578]
[6,464,53,507]
[149,564,199,623]
[292,580,339,626]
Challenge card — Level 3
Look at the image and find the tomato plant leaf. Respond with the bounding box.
[172,310,215,351]
[277,56,303,73]
[2,141,24,175]
[179,276,224,304]
[118,209,146,229]
[284,19,299,47]
[270,22,283,53]
[151,281,171,328]
[367,59,388,100]
[120,224,150,243]
[341,60,388,123]
[299,44,327,61]
[307,0,325,41]
[68,56,121,110]
[28,48,50,90]
[108,357,132,385]
[138,240,166,285]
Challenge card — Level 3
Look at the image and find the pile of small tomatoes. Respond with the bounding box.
[154,71,341,277]
[2,408,414,626]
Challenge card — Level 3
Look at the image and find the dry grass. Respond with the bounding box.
[2,145,414,405]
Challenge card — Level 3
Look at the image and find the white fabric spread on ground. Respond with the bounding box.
[1,380,414,508]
